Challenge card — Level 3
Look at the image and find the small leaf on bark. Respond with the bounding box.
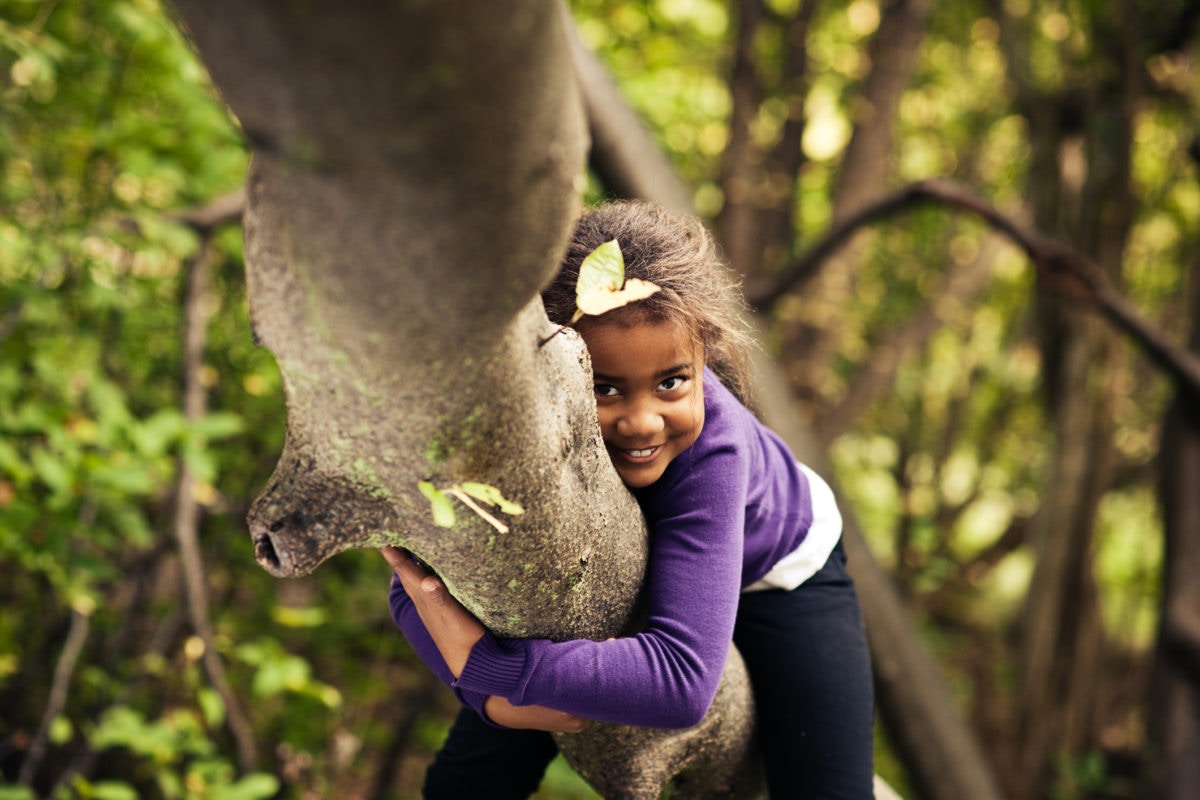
[418,481,456,528]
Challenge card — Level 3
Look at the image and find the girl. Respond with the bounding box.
[384,200,875,799]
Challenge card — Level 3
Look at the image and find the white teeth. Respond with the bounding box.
[628,448,654,458]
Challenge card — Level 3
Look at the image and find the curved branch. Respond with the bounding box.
[748,177,1200,399]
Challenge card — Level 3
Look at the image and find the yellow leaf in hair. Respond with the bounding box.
[575,278,661,319]
[570,239,661,323]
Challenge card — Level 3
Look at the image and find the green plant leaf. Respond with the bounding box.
[571,239,659,322]
[576,238,625,299]
[418,481,456,528]
[197,687,225,728]
[189,411,246,441]
[222,773,281,800]
[90,781,139,800]
[0,786,37,800]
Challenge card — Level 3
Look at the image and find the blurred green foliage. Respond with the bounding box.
[1,0,1194,797]
[0,1,457,796]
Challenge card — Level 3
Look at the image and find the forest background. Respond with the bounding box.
[1,0,1198,799]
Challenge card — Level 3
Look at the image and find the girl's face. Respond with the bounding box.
[579,317,705,488]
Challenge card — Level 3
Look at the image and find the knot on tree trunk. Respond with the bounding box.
[248,446,400,577]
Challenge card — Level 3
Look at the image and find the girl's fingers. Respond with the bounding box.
[382,548,454,613]
[379,546,408,571]
[420,574,449,601]
[381,547,432,595]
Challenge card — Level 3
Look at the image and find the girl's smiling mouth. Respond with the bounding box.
[615,444,664,463]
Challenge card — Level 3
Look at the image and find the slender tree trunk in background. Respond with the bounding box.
[1145,251,1200,800]
[561,5,692,214]
[174,230,259,772]
[714,0,818,281]
[1003,2,1139,794]
[715,0,769,276]
[784,0,934,416]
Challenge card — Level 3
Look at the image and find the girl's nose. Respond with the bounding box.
[616,403,665,438]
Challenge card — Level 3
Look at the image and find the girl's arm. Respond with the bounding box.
[384,547,482,677]
[386,553,585,733]
[387,441,749,729]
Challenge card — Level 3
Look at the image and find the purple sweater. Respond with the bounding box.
[389,369,814,728]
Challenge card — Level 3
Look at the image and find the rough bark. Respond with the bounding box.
[167,2,759,796]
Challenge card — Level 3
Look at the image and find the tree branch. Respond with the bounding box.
[748,177,1200,399]
[18,608,89,787]
[170,188,246,233]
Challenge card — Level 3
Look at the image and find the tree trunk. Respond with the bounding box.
[167,2,760,796]
[1001,0,1139,792]
[784,0,935,414]
[1144,252,1200,800]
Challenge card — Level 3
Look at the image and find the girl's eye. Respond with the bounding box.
[658,376,687,392]
[594,384,619,398]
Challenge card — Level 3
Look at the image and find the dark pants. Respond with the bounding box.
[422,712,558,800]
[423,542,875,799]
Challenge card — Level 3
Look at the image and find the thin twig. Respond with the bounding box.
[175,231,259,771]
[446,488,510,534]
[170,188,246,233]
[19,608,90,786]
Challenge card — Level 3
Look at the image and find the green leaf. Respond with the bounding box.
[458,482,524,515]
[271,605,328,628]
[197,687,225,728]
[90,781,139,800]
[49,715,73,745]
[251,653,311,698]
[418,481,456,528]
[571,239,659,322]
[130,409,186,458]
[577,277,661,318]
[221,773,281,800]
[576,238,625,300]
[31,446,73,498]
[189,411,246,441]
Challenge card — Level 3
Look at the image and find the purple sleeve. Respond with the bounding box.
[453,442,747,729]
[388,574,492,719]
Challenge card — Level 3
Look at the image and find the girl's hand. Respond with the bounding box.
[484,696,586,733]
[381,546,484,677]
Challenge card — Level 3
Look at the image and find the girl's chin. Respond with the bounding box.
[614,462,666,488]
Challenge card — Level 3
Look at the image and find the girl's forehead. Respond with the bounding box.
[579,304,696,338]
[580,316,704,372]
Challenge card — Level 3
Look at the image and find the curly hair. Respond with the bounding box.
[542,200,755,402]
